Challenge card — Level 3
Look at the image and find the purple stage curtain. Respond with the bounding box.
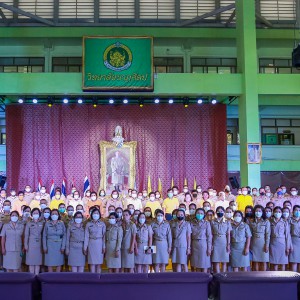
[6,104,227,194]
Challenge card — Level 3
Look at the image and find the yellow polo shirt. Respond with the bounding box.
[236,194,253,212]
[49,199,65,210]
[144,200,162,217]
[162,197,179,214]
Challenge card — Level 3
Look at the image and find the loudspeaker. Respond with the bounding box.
[292,44,300,69]
[229,176,239,189]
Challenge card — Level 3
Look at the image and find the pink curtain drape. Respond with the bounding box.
[6,104,227,194]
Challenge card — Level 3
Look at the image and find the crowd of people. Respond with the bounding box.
[0,183,299,274]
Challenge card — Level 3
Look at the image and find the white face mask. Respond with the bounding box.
[283,212,289,218]
[142,193,147,197]
[74,195,79,199]
[132,193,137,198]
[68,210,74,216]
[109,219,116,225]
[129,209,134,215]
[77,209,84,214]
[266,192,271,197]
[43,212,50,219]
[32,214,39,220]
[23,212,30,218]
[3,205,10,212]
[242,191,248,196]
[11,191,16,196]
[35,195,41,200]
[225,212,233,219]
[51,215,59,221]
[234,216,242,223]
[138,196,143,200]
[197,189,202,193]
[157,216,163,223]
[291,191,298,196]
[183,189,188,193]
[25,188,31,193]
[91,196,97,201]
[55,195,60,199]
[11,216,18,222]
[92,214,100,221]
[139,218,146,224]
[144,212,151,217]
[112,194,118,199]
[100,193,105,197]
[75,218,83,224]
[40,189,46,194]
[108,210,114,214]
[173,191,178,195]
[86,192,91,197]
[150,196,155,201]
[155,194,160,199]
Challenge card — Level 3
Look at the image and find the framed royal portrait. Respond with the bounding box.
[247,143,262,164]
[99,141,137,194]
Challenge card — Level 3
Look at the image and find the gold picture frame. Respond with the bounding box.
[99,141,137,194]
[247,143,262,164]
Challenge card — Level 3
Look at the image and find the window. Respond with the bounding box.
[191,57,237,74]
[227,118,239,145]
[52,57,82,72]
[259,58,300,74]
[154,57,183,73]
[261,118,300,145]
[0,57,44,73]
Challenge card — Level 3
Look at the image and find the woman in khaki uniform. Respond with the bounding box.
[42,209,66,272]
[151,209,172,273]
[211,206,231,273]
[66,211,86,272]
[269,206,291,271]
[105,212,123,273]
[230,210,252,272]
[170,209,191,272]
[83,208,106,273]
[134,212,153,273]
[190,208,212,272]
[121,210,137,273]
[248,205,270,271]
[1,211,25,272]
[24,208,44,274]
[290,205,300,271]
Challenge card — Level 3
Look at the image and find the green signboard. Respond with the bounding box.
[82,36,153,91]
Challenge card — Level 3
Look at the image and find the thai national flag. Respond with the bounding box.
[38,178,42,192]
[50,179,55,199]
[83,175,90,195]
[62,178,66,197]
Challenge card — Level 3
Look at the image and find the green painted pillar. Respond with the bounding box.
[236,0,261,188]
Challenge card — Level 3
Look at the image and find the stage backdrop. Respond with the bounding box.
[6,104,227,195]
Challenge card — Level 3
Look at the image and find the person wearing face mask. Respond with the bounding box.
[68,191,84,211]
[105,212,123,273]
[12,192,26,215]
[224,185,236,202]
[269,206,291,271]
[0,200,12,226]
[127,204,135,219]
[289,187,300,207]
[124,189,133,205]
[21,206,32,225]
[282,206,291,223]
[272,188,284,208]
[39,186,50,206]
[66,211,86,273]
[144,207,153,225]
[105,190,123,217]
[151,210,172,273]
[154,191,163,205]
[187,203,197,222]
[196,185,203,200]
[214,192,230,210]
[208,188,218,202]
[132,210,141,224]
[63,205,75,226]
[198,191,213,209]
[248,205,270,271]
[289,205,300,271]
[236,187,254,213]
[42,208,51,222]
[145,192,162,217]
[29,192,43,210]
[24,185,34,205]
[39,199,48,212]
[190,208,212,273]
[229,200,238,213]
[265,207,273,220]
[121,209,137,273]
[85,191,103,217]
[183,193,196,214]
[24,208,44,275]
[172,186,180,199]
[7,189,18,206]
[211,206,231,273]
[134,212,153,273]
[230,210,252,272]
[82,189,92,208]
[66,187,77,205]
[126,189,143,211]
[50,191,65,210]
[84,209,106,273]
[225,207,233,221]
[280,185,289,198]
[264,185,273,199]
[162,188,179,221]
[115,207,123,226]
[254,188,268,207]
[42,209,66,272]
[244,206,254,224]
[1,211,25,272]
[178,185,190,203]
[170,209,191,272]
[141,189,149,208]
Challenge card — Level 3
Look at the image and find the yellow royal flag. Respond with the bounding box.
[147,175,152,194]
[171,177,174,188]
[193,177,197,189]
[184,178,188,186]
[158,177,162,195]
